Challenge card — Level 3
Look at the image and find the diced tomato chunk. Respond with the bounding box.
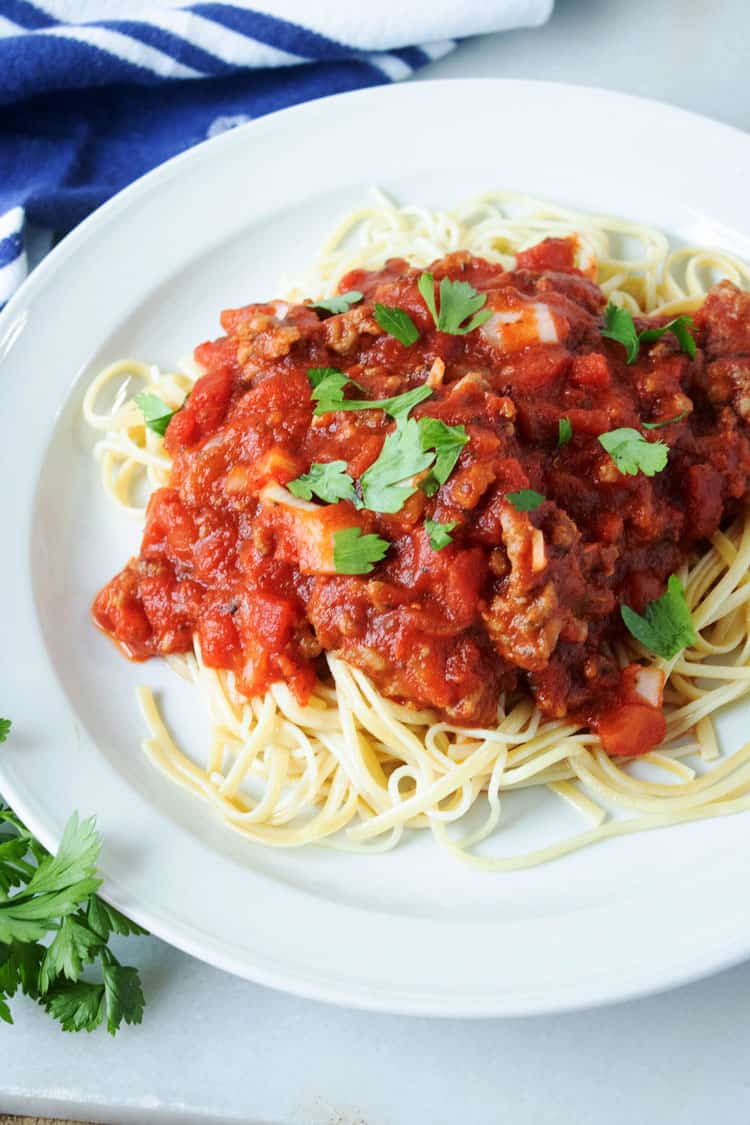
[197,610,240,667]
[193,336,238,375]
[164,366,234,453]
[571,352,611,389]
[594,704,667,758]
[142,489,195,564]
[92,568,152,658]
[271,501,362,576]
[516,237,578,273]
[164,408,198,448]
[236,639,272,698]
[238,591,296,650]
[219,303,277,334]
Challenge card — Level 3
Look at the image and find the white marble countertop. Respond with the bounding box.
[5,1,750,1122]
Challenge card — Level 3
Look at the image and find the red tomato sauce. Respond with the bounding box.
[93,242,750,756]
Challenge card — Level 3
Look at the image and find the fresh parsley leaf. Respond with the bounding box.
[0,809,45,869]
[417,418,469,494]
[424,519,457,551]
[134,392,175,437]
[418,273,492,336]
[621,575,697,659]
[307,368,358,406]
[307,366,347,391]
[0,836,32,897]
[638,315,696,359]
[0,939,44,1000]
[598,428,669,477]
[39,915,102,993]
[22,814,100,902]
[44,980,105,1033]
[602,305,697,367]
[558,417,573,447]
[0,719,10,743]
[0,814,101,945]
[601,303,640,364]
[379,385,433,420]
[313,383,432,420]
[643,410,689,430]
[507,489,546,512]
[373,304,419,347]
[332,527,390,574]
[309,290,363,316]
[0,801,147,1034]
[102,963,145,1036]
[86,897,148,941]
[361,417,435,513]
[287,461,358,505]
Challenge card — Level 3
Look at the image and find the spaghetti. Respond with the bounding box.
[82,190,750,867]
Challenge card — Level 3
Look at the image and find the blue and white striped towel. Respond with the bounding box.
[0,0,553,310]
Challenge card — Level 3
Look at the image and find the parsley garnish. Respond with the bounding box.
[381,386,433,421]
[307,367,362,404]
[332,527,390,574]
[601,304,640,364]
[287,461,358,505]
[638,316,696,359]
[507,489,546,512]
[643,410,689,430]
[601,303,696,365]
[598,428,668,477]
[621,575,697,659]
[417,273,492,335]
[310,290,363,316]
[424,519,457,551]
[0,783,147,1035]
[417,418,469,496]
[373,304,419,347]
[307,366,348,391]
[312,382,432,419]
[558,417,573,447]
[361,418,435,513]
[0,719,10,743]
[134,392,175,437]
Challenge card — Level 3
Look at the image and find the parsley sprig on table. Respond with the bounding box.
[0,721,147,1035]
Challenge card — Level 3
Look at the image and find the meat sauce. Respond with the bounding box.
[92,240,750,756]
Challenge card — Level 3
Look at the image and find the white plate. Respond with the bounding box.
[4,79,750,1017]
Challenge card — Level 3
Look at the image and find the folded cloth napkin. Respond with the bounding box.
[0,0,553,309]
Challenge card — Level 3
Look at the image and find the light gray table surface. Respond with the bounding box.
[5,2,750,1122]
